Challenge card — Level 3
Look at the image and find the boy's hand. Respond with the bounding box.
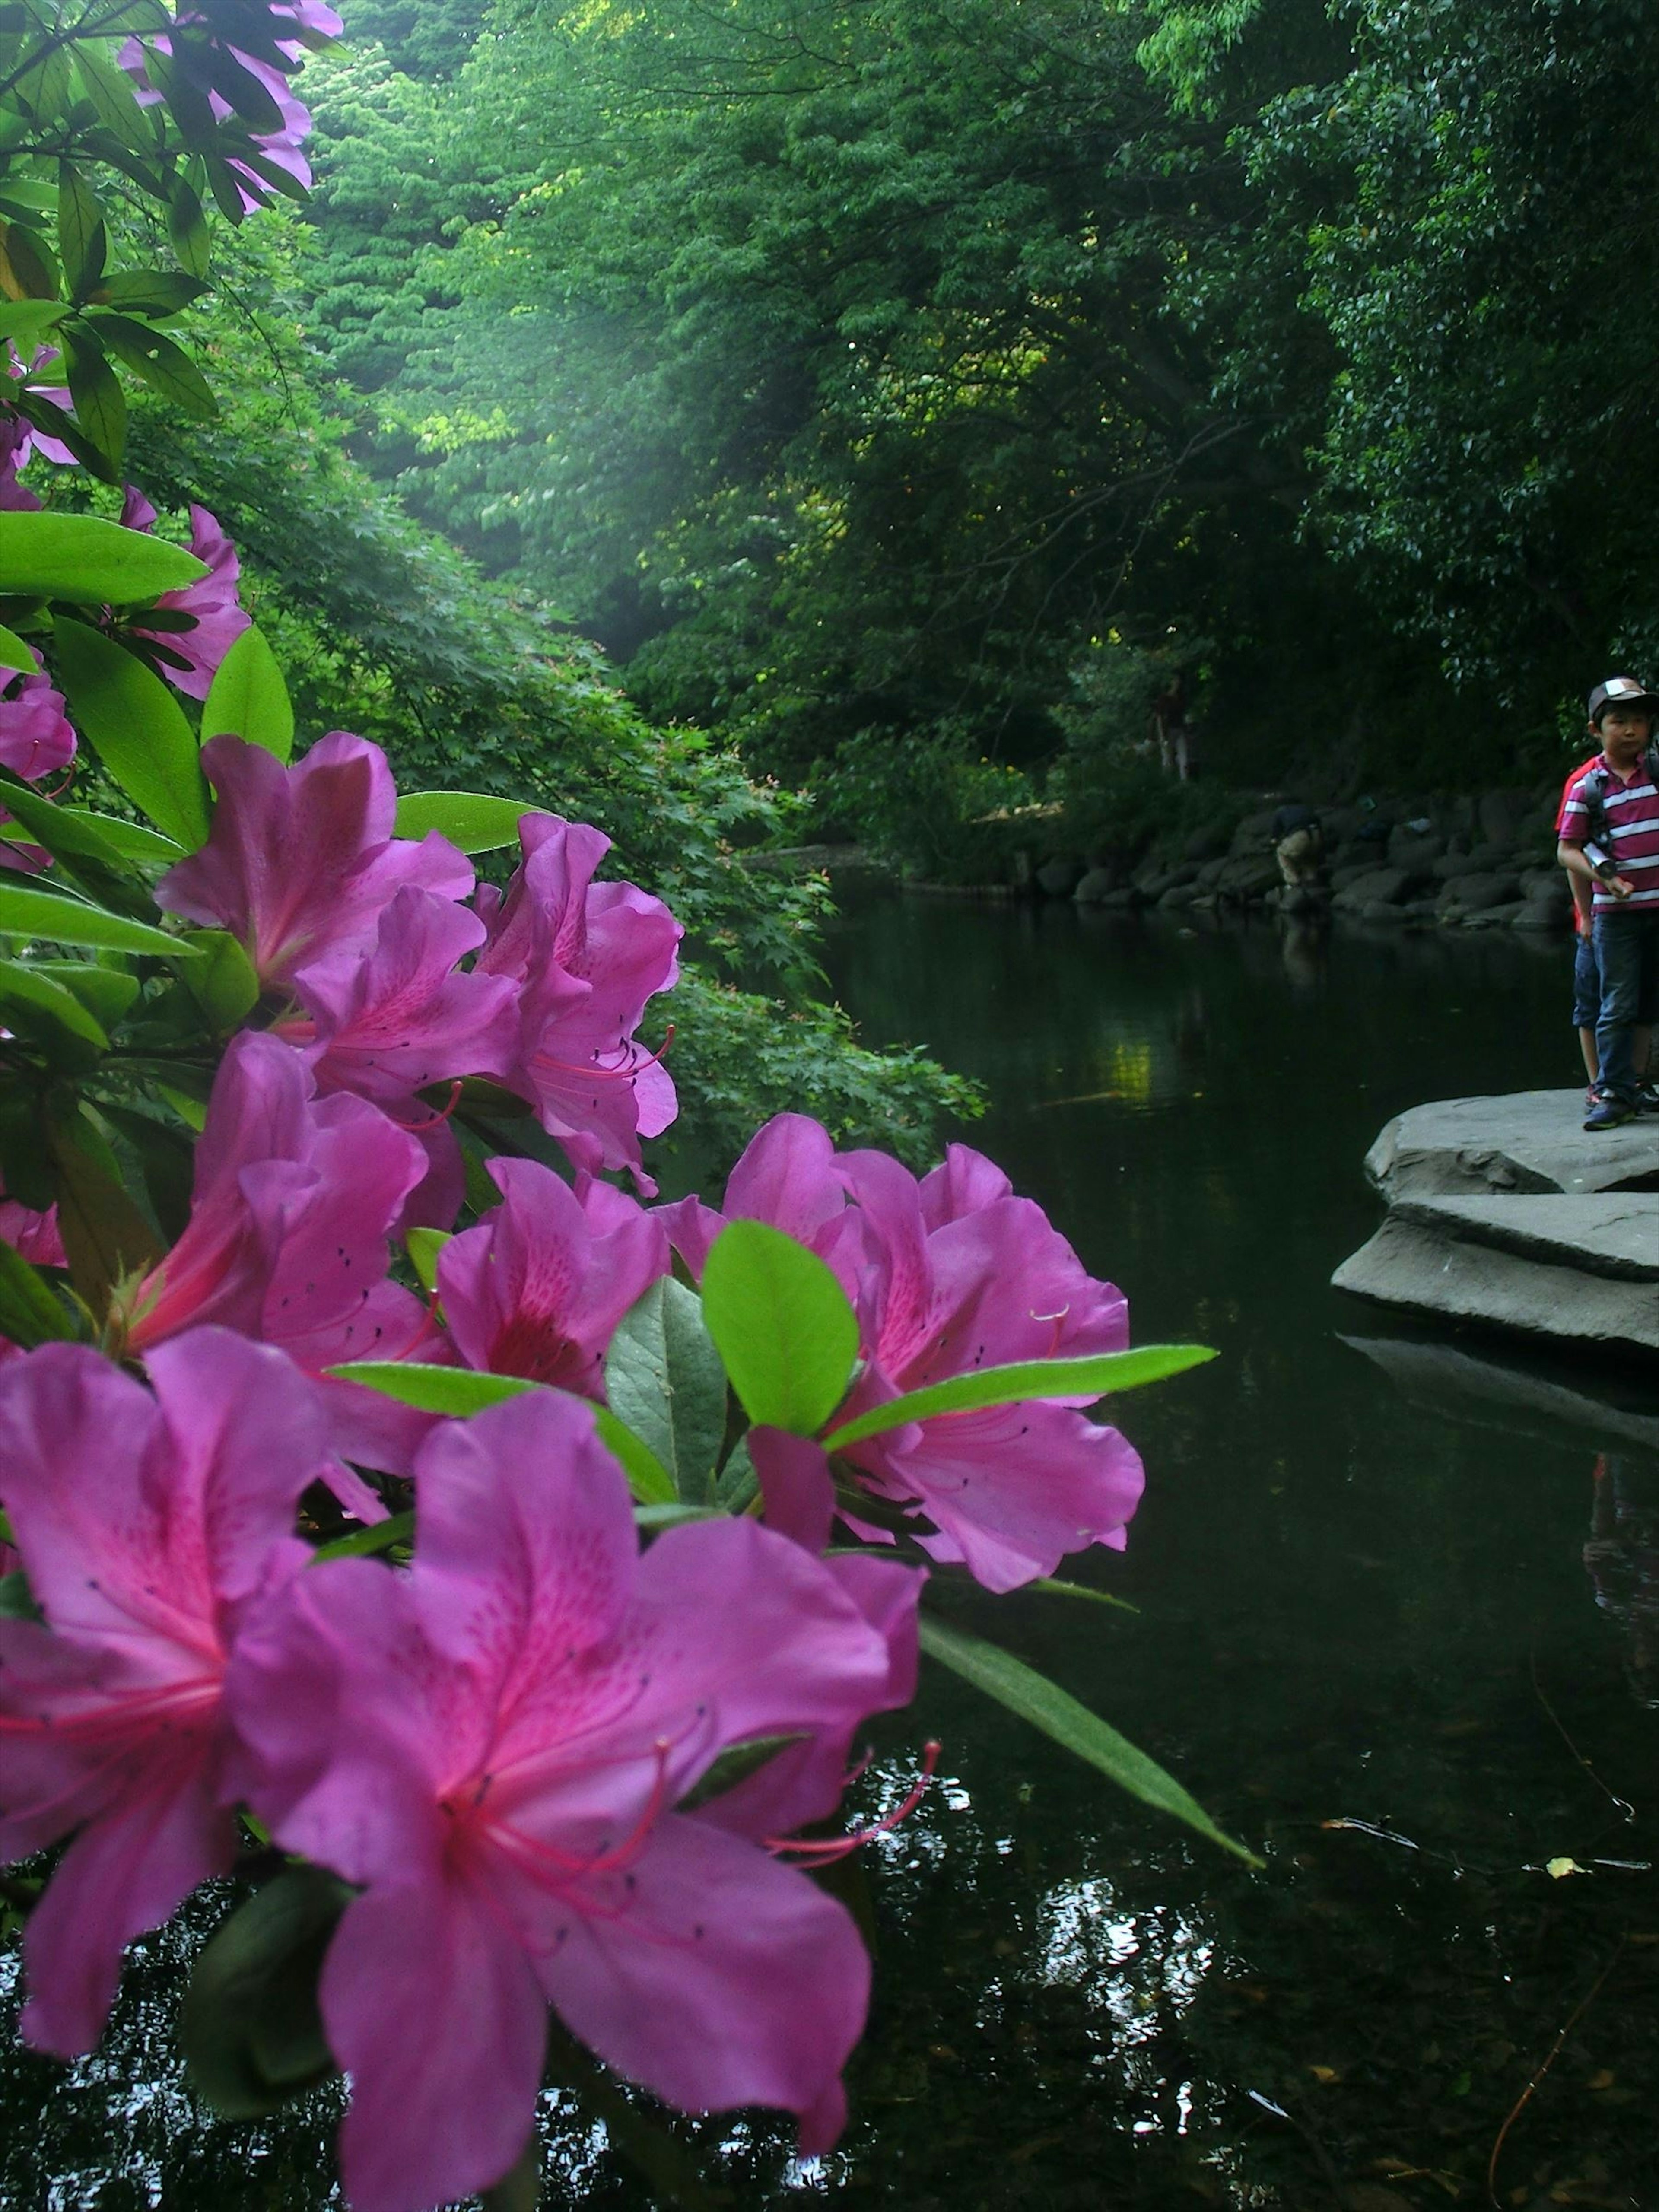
[1609,874,1636,901]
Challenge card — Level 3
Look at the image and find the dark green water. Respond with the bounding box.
[5,902,1657,2212]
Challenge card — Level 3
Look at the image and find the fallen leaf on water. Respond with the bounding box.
[1586,2069,1615,2091]
[1309,2065,1339,2084]
[1546,1856,1586,1879]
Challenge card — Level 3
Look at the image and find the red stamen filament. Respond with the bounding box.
[767,1739,941,1864]
[476,1736,676,1885]
[384,1284,444,1362]
[397,1080,465,1133]
[531,1023,675,1085]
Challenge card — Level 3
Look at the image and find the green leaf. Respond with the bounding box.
[72,42,156,153]
[1031,1576,1139,1614]
[52,618,210,848]
[181,927,257,1029]
[33,960,139,1027]
[404,1224,450,1297]
[47,1108,165,1313]
[0,1567,44,1622]
[179,1868,350,2120]
[604,1277,729,1505]
[324,1361,676,1506]
[325,1361,536,1417]
[0,510,207,602]
[59,807,182,863]
[57,164,107,299]
[700,1220,859,1435]
[677,1733,807,1812]
[87,311,216,418]
[918,1615,1258,1863]
[165,174,212,277]
[0,775,155,908]
[823,1344,1216,1451]
[0,880,196,959]
[392,791,543,853]
[62,326,125,468]
[0,955,109,1055]
[0,621,36,671]
[200,623,292,759]
[0,219,60,302]
[0,299,66,350]
[311,1510,413,1563]
[593,1404,677,1508]
[0,1237,73,1350]
[89,270,207,316]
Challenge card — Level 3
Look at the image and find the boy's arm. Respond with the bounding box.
[1558,836,1633,900]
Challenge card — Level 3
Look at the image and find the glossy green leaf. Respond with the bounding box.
[165,174,212,277]
[0,219,60,302]
[73,42,156,153]
[404,1225,450,1297]
[0,621,35,671]
[181,928,257,1028]
[90,270,207,316]
[700,1220,859,1435]
[0,300,67,350]
[59,808,182,863]
[604,1276,729,1505]
[918,1615,1258,1863]
[33,959,139,1027]
[823,1344,1216,1451]
[179,1867,350,2120]
[0,510,206,602]
[201,623,292,758]
[0,776,154,903]
[63,326,125,466]
[47,1109,165,1314]
[311,1510,413,1563]
[1031,1576,1139,1614]
[57,164,107,298]
[0,956,109,1051]
[325,1361,535,1416]
[0,880,195,958]
[392,790,542,853]
[0,1237,73,1350]
[88,312,216,418]
[53,618,210,848]
[677,1733,807,1812]
[0,1567,44,1623]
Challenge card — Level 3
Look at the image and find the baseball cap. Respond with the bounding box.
[1587,675,1659,722]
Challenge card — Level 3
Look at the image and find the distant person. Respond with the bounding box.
[1555,746,1650,1106]
[1271,800,1325,890]
[1557,676,1659,1128]
[1150,673,1194,782]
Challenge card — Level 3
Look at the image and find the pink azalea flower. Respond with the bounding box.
[0,1330,329,2055]
[0,1184,66,1268]
[116,488,251,699]
[833,1144,1144,1591]
[226,1392,922,2212]
[156,734,472,990]
[119,1030,427,1365]
[0,649,77,873]
[278,884,520,1111]
[478,815,682,1192]
[437,1157,669,1395]
[0,409,40,509]
[667,1115,1144,1591]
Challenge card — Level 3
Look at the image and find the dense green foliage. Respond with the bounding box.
[291,0,1659,848]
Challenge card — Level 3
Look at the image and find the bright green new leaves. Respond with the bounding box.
[700,1220,859,1436]
[53,619,210,849]
[202,626,293,760]
[604,1277,730,1506]
[60,810,182,864]
[0,623,34,672]
[0,956,110,1060]
[918,1616,1259,1864]
[823,1345,1216,1451]
[326,1362,675,1507]
[392,791,543,853]
[0,882,197,960]
[0,512,207,603]
[404,1226,450,1296]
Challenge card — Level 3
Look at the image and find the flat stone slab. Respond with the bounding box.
[1391,1194,1659,1281]
[1365,1089,1659,1200]
[1333,1214,1659,1361]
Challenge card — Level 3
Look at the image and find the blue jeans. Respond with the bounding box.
[1591,908,1659,1101]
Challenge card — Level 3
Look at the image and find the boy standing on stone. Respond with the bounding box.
[1558,676,1659,1129]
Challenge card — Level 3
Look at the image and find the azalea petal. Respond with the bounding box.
[324,1880,547,2212]
[540,1813,868,2138]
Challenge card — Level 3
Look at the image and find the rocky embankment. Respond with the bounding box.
[1038,785,1578,931]
[1334,1092,1659,1363]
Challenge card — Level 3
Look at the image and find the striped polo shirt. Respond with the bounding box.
[1558,747,1659,912]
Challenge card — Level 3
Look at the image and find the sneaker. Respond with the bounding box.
[1637,1083,1659,1116]
[1584,1090,1634,1131]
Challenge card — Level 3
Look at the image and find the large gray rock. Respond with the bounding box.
[1072,866,1117,904]
[1332,866,1421,908]
[1036,858,1083,896]
[1214,852,1281,898]
[1332,1195,1659,1360]
[1437,871,1521,914]
[1458,901,1528,930]
[1365,1090,1659,1200]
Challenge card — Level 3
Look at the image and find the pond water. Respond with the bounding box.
[4,900,1656,2212]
